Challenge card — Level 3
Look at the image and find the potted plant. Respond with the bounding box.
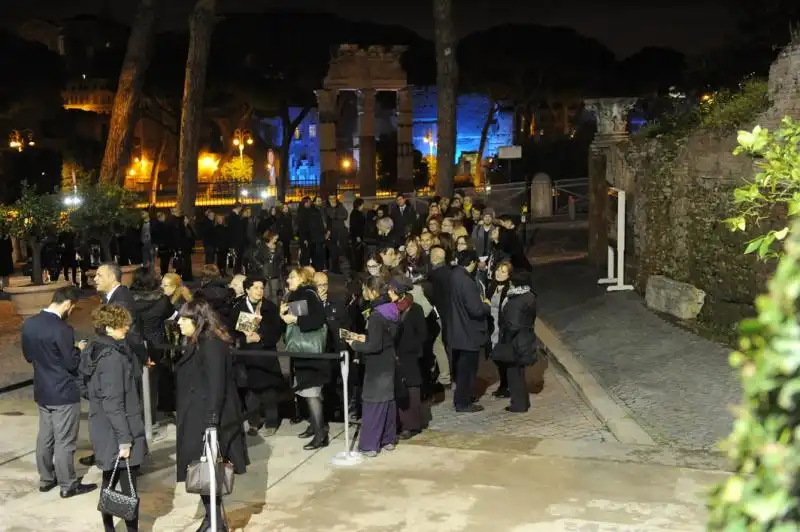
[1,187,72,315]
[68,183,141,285]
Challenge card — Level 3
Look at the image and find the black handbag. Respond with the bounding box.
[489,343,517,363]
[185,429,235,496]
[97,457,139,522]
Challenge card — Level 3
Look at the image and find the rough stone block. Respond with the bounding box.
[645,275,706,320]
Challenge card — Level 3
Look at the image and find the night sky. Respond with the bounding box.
[9,0,735,58]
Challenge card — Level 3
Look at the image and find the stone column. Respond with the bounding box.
[584,97,637,266]
[315,89,338,198]
[357,89,377,197]
[396,87,414,194]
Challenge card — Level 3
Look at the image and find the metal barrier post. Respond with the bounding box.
[141,344,153,442]
[331,350,363,467]
[207,427,219,531]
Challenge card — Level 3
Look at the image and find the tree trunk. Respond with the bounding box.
[177,0,216,216]
[99,0,159,185]
[29,239,44,285]
[276,105,311,202]
[475,97,496,188]
[433,0,458,198]
[149,132,168,205]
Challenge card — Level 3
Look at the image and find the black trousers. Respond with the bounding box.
[310,242,326,271]
[216,248,229,275]
[234,247,245,274]
[282,239,292,265]
[245,388,280,429]
[350,239,365,272]
[326,239,342,273]
[451,349,479,409]
[493,360,509,391]
[203,246,216,265]
[158,251,172,276]
[506,365,530,412]
[101,464,139,532]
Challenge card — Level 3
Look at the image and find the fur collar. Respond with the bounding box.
[507,285,531,296]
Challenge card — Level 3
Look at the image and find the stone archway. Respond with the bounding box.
[316,45,411,197]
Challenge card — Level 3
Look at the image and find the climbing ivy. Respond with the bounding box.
[707,119,800,530]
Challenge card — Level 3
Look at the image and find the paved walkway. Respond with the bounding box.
[532,259,741,450]
[0,400,724,531]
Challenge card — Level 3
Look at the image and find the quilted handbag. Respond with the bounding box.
[185,429,235,496]
[97,457,139,521]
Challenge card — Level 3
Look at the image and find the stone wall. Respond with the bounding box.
[613,44,800,339]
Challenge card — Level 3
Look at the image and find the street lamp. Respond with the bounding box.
[232,129,254,161]
[423,130,436,158]
[341,157,353,171]
[9,130,35,152]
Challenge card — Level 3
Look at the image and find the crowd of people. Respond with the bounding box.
[21,190,538,532]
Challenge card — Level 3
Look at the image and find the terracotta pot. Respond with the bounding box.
[4,279,73,316]
[120,265,140,287]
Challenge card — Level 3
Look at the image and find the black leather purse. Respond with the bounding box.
[97,457,139,522]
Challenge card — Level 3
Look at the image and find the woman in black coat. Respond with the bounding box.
[281,266,329,450]
[497,271,537,413]
[230,276,284,436]
[80,305,147,532]
[388,276,427,440]
[175,299,248,531]
[346,276,400,457]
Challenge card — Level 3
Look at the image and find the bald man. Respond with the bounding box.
[426,247,452,389]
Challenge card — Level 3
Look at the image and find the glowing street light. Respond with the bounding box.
[341,157,353,171]
[233,129,254,161]
[239,189,249,197]
[8,130,35,152]
[423,130,436,158]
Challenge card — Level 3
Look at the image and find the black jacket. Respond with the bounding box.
[499,285,538,366]
[22,311,81,406]
[80,335,148,471]
[227,211,246,249]
[174,336,249,482]
[349,209,366,242]
[132,289,174,345]
[230,297,285,390]
[396,299,427,388]
[285,285,329,390]
[391,204,418,237]
[446,266,490,351]
[351,298,399,403]
[251,242,284,281]
[428,264,452,323]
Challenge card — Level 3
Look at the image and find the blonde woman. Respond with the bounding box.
[160,273,193,316]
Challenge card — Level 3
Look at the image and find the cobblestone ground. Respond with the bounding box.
[428,357,615,442]
[532,258,741,450]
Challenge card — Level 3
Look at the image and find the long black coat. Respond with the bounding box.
[351,299,399,403]
[174,336,249,483]
[446,266,490,352]
[80,336,148,471]
[231,297,285,391]
[396,300,427,388]
[499,286,537,366]
[286,285,329,390]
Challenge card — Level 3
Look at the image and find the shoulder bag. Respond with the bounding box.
[284,323,328,354]
[97,457,139,521]
[185,429,235,496]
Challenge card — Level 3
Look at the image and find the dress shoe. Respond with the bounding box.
[289,416,304,425]
[398,429,420,441]
[297,425,314,439]
[504,406,528,413]
[78,454,95,467]
[39,480,58,493]
[303,434,329,450]
[60,482,97,498]
[246,427,260,437]
[492,388,511,398]
[455,404,485,413]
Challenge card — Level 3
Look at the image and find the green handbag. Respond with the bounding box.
[284,323,328,354]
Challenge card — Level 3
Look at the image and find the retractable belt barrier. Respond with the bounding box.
[141,342,363,468]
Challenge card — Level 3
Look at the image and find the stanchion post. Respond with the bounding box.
[141,342,153,443]
[207,427,219,531]
[607,190,634,292]
[598,246,615,285]
[331,350,363,467]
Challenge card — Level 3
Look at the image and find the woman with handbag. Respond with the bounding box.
[280,266,330,451]
[487,261,513,398]
[345,276,400,457]
[175,299,249,532]
[495,271,538,413]
[79,304,147,532]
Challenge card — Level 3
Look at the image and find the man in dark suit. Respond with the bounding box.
[22,286,97,498]
[447,249,491,413]
[427,247,453,390]
[391,194,418,239]
[79,262,146,467]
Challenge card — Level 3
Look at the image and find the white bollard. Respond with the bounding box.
[331,350,363,467]
[598,246,616,285]
[141,362,153,443]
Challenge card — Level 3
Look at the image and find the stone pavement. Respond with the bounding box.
[531,259,741,451]
[0,399,725,531]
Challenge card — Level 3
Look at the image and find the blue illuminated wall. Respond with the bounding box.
[411,87,513,162]
[261,108,321,186]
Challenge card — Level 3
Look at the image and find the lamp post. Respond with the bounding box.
[8,130,35,152]
[423,131,436,158]
[232,129,254,161]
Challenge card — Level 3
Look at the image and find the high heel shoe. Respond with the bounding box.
[303,434,329,450]
[297,425,314,439]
